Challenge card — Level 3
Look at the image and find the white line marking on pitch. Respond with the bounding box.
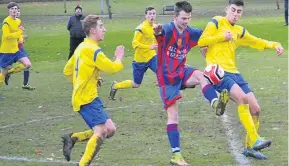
[220,114,250,166]
[0,100,196,130]
[0,99,248,165]
[0,155,101,165]
[0,114,74,129]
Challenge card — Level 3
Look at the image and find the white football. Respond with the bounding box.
[203,64,225,85]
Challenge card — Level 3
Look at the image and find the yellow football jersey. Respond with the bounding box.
[132,20,157,62]
[64,38,123,111]
[198,16,280,73]
[0,16,23,53]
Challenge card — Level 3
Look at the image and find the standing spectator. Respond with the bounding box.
[67,4,85,60]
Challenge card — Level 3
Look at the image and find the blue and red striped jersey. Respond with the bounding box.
[155,21,203,85]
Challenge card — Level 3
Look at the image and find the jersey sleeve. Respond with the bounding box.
[236,27,281,50]
[198,18,226,47]
[132,27,151,49]
[92,49,123,74]
[63,55,75,82]
[188,27,203,47]
[2,21,23,40]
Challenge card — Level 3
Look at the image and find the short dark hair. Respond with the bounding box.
[7,2,18,9]
[174,1,192,16]
[229,0,244,6]
[145,7,155,14]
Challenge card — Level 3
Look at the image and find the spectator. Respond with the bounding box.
[67,4,85,59]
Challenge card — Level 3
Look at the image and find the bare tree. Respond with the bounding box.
[64,0,67,13]
[105,0,112,19]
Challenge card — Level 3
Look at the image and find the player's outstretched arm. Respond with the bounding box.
[237,28,284,56]
[198,21,228,47]
[2,23,23,40]
[94,46,125,74]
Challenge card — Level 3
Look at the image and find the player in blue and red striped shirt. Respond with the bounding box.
[154,1,229,165]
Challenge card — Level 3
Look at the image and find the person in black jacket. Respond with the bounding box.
[67,4,85,60]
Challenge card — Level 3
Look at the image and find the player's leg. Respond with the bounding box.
[62,119,115,162]
[79,125,105,166]
[0,53,17,86]
[104,119,116,138]
[166,102,188,166]
[159,83,188,166]
[62,98,109,164]
[8,51,31,75]
[77,98,111,166]
[0,63,8,98]
[231,74,267,159]
[0,68,8,86]
[148,55,159,86]
[68,37,77,60]
[109,61,148,100]
[242,92,267,159]
[61,129,93,161]
[148,55,157,73]
[183,68,229,116]
[0,53,8,97]
[22,68,35,90]
[229,84,271,151]
[18,50,35,90]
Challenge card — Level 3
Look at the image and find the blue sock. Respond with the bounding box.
[167,124,180,153]
[23,69,29,85]
[202,84,218,105]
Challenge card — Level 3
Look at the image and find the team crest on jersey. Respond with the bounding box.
[177,38,182,47]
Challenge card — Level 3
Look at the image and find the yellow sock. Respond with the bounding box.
[114,80,133,89]
[0,73,4,85]
[71,130,93,142]
[238,104,259,148]
[245,115,260,148]
[79,134,103,166]
[8,63,26,74]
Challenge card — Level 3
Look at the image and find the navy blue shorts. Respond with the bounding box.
[214,72,252,94]
[19,49,29,57]
[79,98,109,129]
[0,51,27,68]
[159,67,197,110]
[132,55,157,84]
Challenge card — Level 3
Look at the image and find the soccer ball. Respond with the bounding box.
[203,64,225,85]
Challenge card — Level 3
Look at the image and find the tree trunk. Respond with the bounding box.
[105,0,112,19]
[64,0,67,13]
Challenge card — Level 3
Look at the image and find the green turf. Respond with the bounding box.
[0,1,288,166]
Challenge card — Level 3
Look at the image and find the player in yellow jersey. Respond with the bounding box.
[62,15,125,166]
[4,6,35,90]
[198,0,284,160]
[0,2,32,95]
[109,7,158,100]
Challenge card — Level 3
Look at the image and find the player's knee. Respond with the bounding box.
[106,125,116,138]
[24,62,32,69]
[235,94,249,105]
[250,104,261,116]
